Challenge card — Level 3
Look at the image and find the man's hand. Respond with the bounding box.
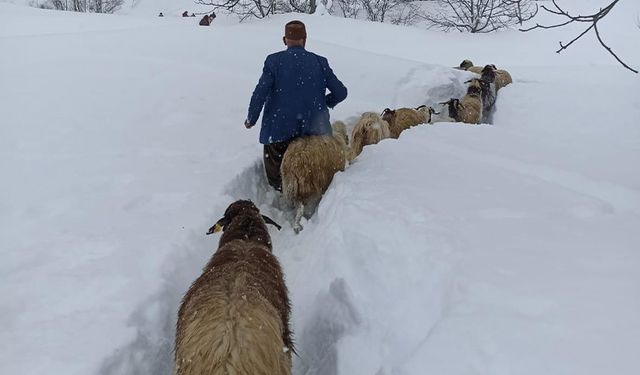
[244,119,254,129]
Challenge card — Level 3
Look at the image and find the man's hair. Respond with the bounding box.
[285,20,306,40]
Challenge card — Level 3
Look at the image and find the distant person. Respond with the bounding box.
[158,12,164,17]
[182,11,189,17]
[199,15,212,26]
[245,20,348,192]
[190,13,196,17]
[210,11,216,20]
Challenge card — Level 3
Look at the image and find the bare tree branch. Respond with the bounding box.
[423,0,537,33]
[521,0,638,74]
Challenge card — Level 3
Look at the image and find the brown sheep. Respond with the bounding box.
[348,112,391,161]
[458,59,483,74]
[481,64,513,91]
[441,79,483,124]
[199,15,212,26]
[467,77,496,122]
[281,122,348,233]
[174,200,292,375]
[382,105,436,139]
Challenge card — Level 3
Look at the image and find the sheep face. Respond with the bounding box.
[415,105,438,123]
[466,79,483,97]
[207,200,281,249]
[481,65,497,83]
[381,108,396,127]
[441,99,460,120]
[460,59,474,70]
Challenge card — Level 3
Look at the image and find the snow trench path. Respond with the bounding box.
[97,160,369,374]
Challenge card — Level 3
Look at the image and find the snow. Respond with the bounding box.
[1,1,639,375]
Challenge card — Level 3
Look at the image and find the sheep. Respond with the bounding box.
[441,79,483,124]
[348,112,391,161]
[199,14,212,26]
[458,59,483,74]
[175,200,292,375]
[467,77,496,123]
[481,64,512,91]
[281,122,349,233]
[381,105,436,139]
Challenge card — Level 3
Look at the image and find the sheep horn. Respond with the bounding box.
[262,215,282,231]
[415,104,427,110]
[381,108,392,116]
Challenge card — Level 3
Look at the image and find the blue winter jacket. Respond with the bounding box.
[247,46,348,144]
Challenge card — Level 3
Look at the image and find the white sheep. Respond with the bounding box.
[381,105,436,139]
[281,122,349,233]
[348,112,391,161]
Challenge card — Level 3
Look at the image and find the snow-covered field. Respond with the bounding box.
[1,1,639,374]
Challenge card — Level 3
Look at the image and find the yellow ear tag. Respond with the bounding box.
[213,223,223,233]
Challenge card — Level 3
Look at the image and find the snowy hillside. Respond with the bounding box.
[1,1,640,375]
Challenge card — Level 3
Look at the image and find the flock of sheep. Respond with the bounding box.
[172,59,513,375]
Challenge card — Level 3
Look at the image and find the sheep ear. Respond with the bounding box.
[262,215,282,231]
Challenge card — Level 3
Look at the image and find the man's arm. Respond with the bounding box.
[246,57,275,126]
[322,58,347,109]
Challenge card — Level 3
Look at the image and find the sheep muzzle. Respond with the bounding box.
[206,222,225,235]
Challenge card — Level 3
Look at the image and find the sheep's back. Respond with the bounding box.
[467,66,483,74]
[175,241,292,375]
[349,113,390,159]
[460,95,483,124]
[390,108,427,138]
[495,69,513,90]
[281,135,346,204]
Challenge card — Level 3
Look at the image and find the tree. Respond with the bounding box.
[195,0,292,20]
[423,0,538,33]
[36,0,123,13]
[335,0,360,18]
[502,0,537,26]
[521,0,638,74]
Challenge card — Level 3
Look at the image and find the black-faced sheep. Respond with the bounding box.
[281,122,349,233]
[481,64,512,91]
[381,105,436,139]
[441,79,483,124]
[467,77,496,123]
[348,112,391,161]
[175,200,292,375]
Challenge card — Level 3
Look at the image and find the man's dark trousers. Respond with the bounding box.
[263,140,291,192]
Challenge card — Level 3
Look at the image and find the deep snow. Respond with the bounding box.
[1,1,639,375]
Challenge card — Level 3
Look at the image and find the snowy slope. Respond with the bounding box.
[1,2,640,375]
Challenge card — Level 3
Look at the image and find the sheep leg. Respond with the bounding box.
[293,202,304,234]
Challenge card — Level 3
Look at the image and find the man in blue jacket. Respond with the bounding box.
[245,20,348,192]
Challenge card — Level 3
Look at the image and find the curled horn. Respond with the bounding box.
[415,104,427,110]
[381,107,393,116]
